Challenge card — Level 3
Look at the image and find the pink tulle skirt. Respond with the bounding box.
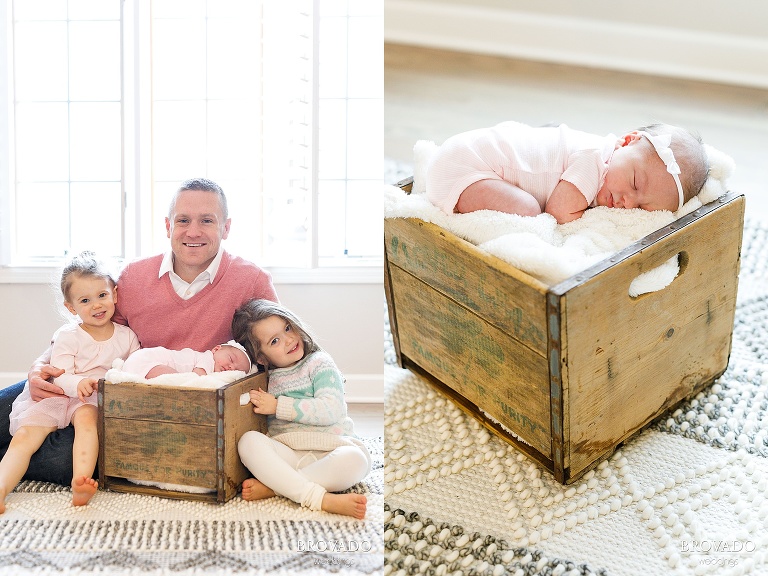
[9,386,96,435]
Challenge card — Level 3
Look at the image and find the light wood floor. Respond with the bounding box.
[385,44,768,220]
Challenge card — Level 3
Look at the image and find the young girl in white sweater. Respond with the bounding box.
[232,299,370,519]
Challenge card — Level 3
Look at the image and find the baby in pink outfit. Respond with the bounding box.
[426,121,709,224]
[122,340,251,379]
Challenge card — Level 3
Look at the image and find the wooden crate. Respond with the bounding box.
[385,178,745,484]
[97,372,267,503]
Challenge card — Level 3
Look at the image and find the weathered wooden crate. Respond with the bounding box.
[97,372,267,503]
[385,177,745,484]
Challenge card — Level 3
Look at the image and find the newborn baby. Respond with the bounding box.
[426,121,709,224]
[122,340,252,379]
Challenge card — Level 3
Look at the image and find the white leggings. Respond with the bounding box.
[237,431,370,511]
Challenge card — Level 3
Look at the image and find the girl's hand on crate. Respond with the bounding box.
[249,388,277,415]
[77,378,98,402]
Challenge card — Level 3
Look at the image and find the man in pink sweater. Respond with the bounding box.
[0,178,278,486]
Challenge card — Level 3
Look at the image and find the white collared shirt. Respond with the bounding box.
[158,247,225,300]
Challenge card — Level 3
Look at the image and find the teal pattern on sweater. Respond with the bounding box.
[270,350,355,440]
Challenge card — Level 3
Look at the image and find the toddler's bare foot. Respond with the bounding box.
[322,493,367,519]
[72,476,98,507]
[241,478,276,501]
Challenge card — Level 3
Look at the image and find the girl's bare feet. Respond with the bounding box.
[322,493,367,519]
[72,476,98,507]
[241,477,276,501]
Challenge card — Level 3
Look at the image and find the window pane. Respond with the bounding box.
[318,99,346,180]
[148,180,175,254]
[13,22,68,101]
[151,18,207,101]
[317,179,346,258]
[319,0,348,18]
[69,21,121,101]
[68,0,120,20]
[347,15,382,98]
[318,17,347,99]
[263,190,309,266]
[152,101,207,181]
[207,18,262,99]
[349,0,382,17]
[217,178,264,264]
[70,102,122,181]
[151,0,205,19]
[15,102,69,181]
[349,0,384,16]
[207,101,262,179]
[345,179,382,257]
[346,98,381,180]
[206,0,261,19]
[15,183,69,258]
[70,182,122,257]
[13,0,67,21]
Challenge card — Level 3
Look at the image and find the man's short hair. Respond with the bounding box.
[168,178,229,219]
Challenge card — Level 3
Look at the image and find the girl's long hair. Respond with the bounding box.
[232,299,320,368]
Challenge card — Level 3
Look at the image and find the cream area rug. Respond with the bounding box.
[0,437,383,576]
[384,161,768,576]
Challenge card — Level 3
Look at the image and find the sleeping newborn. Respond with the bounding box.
[122,340,251,378]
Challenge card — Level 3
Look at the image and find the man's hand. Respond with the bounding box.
[28,364,66,401]
[249,388,278,415]
[77,378,98,402]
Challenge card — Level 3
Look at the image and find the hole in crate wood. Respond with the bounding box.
[628,251,688,300]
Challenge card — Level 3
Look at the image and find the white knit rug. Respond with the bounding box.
[0,437,383,576]
[384,160,768,575]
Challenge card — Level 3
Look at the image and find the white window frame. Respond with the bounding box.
[0,0,382,285]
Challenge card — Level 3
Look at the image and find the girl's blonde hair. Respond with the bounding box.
[60,251,115,302]
[231,299,320,368]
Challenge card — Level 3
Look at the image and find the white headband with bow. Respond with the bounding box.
[637,131,684,211]
[223,339,252,372]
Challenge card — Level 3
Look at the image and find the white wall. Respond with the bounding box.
[385,0,768,89]
[0,281,383,403]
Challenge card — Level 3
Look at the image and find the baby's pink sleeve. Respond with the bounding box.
[560,149,605,205]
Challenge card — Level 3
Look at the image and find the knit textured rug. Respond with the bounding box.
[0,437,383,576]
[384,162,768,576]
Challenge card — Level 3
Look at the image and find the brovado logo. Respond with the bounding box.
[680,540,756,553]
[296,539,373,553]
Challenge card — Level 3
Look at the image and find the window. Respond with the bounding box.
[0,0,383,279]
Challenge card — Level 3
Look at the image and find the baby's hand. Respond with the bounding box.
[77,378,98,402]
[193,367,208,376]
[249,388,278,415]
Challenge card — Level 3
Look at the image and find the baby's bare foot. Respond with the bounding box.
[0,490,7,514]
[241,478,276,501]
[72,476,98,507]
[322,493,367,519]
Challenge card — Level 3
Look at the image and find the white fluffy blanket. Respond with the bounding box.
[106,358,249,389]
[385,140,735,293]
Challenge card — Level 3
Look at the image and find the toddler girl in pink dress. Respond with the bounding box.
[0,251,139,512]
